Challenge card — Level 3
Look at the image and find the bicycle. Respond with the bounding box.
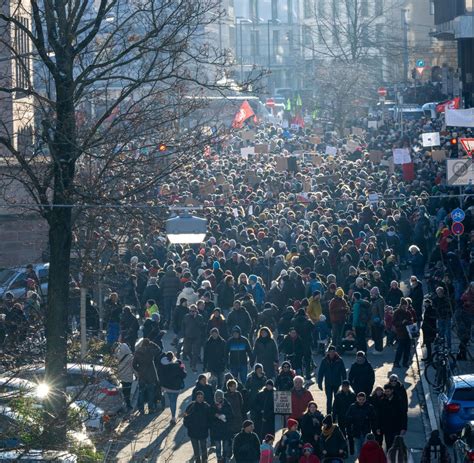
[425,336,457,392]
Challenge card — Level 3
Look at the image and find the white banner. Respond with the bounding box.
[446,109,474,128]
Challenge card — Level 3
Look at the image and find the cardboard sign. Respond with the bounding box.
[241,131,256,141]
[311,154,323,166]
[274,391,292,415]
[368,120,378,129]
[346,140,359,152]
[255,143,269,154]
[352,127,364,137]
[422,132,441,147]
[431,149,447,162]
[369,150,384,163]
[325,146,337,156]
[393,148,411,165]
[275,157,288,172]
[309,136,321,144]
[241,146,255,160]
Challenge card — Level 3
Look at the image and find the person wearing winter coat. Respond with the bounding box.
[421,299,437,362]
[252,379,276,441]
[306,291,323,323]
[290,309,314,380]
[433,286,453,350]
[320,415,348,459]
[298,401,324,453]
[317,346,347,414]
[392,301,413,368]
[120,306,139,351]
[359,433,387,463]
[408,276,424,323]
[178,281,199,306]
[386,281,404,308]
[159,265,181,326]
[225,379,244,435]
[275,361,296,391]
[192,374,214,406]
[226,326,253,383]
[184,391,211,463]
[258,303,279,332]
[369,386,385,446]
[385,374,408,415]
[248,275,266,310]
[158,351,187,424]
[233,420,261,463]
[253,327,279,379]
[217,275,236,311]
[259,434,275,463]
[345,392,377,457]
[348,351,375,396]
[278,418,302,463]
[291,376,314,421]
[420,430,451,463]
[279,328,305,373]
[329,288,349,350]
[208,308,228,340]
[132,338,162,414]
[204,328,227,389]
[172,298,188,341]
[386,435,414,463]
[227,301,253,339]
[369,287,386,353]
[141,277,161,307]
[210,389,234,463]
[246,364,267,416]
[352,292,371,353]
[182,305,206,372]
[333,380,356,436]
[115,342,134,409]
[408,245,426,281]
[377,384,407,451]
[299,443,320,463]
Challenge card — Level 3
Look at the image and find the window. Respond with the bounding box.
[375,23,384,43]
[361,0,369,17]
[361,24,370,46]
[303,25,313,46]
[375,0,384,16]
[429,0,435,15]
[452,388,474,401]
[317,0,325,17]
[304,0,313,18]
[273,29,280,55]
[287,0,293,23]
[272,0,278,20]
[251,29,260,56]
[13,16,30,89]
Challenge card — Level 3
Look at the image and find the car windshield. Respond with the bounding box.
[0,269,15,286]
[453,388,474,401]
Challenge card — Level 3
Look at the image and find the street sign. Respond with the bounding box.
[377,87,387,97]
[416,59,425,67]
[451,208,465,222]
[460,138,474,157]
[451,222,465,236]
[446,159,474,186]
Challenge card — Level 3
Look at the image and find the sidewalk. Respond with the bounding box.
[104,334,428,463]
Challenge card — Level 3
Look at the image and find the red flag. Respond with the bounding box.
[436,97,461,113]
[232,100,255,129]
[402,162,415,182]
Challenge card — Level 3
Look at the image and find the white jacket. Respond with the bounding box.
[177,287,199,306]
[115,343,134,383]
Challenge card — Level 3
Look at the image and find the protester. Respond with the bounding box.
[317,346,347,414]
[260,434,275,463]
[359,433,387,463]
[225,379,244,436]
[233,420,261,463]
[348,351,375,396]
[226,326,253,383]
[278,418,302,463]
[320,415,348,459]
[182,304,205,372]
[387,435,414,463]
[253,327,279,379]
[184,390,211,463]
[378,384,408,451]
[420,430,451,463]
[346,392,377,457]
[192,374,214,406]
[210,389,234,463]
[290,376,314,421]
[203,327,227,389]
[298,401,324,453]
[252,379,276,441]
[115,342,134,410]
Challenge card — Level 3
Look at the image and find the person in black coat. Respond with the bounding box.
[421,298,437,362]
[210,389,234,463]
[232,420,261,463]
[253,327,279,379]
[279,328,305,372]
[317,346,347,414]
[369,386,385,446]
[376,384,408,451]
[192,374,214,406]
[290,309,314,380]
[298,401,324,455]
[348,351,375,396]
[408,276,424,323]
[141,278,161,307]
[333,380,356,441]
[184,391,211,463]
[203,328,227,389]
[120,306,139,351]
[252,379,275,441]
[246,364,267,414]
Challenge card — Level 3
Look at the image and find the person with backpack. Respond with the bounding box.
[183,390,211,463]
[420,430,451,463]
[352,292,370,353]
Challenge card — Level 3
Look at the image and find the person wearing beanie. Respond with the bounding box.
[259,434,274,463]
[299,443,320,463]
[253,327,279,380]
[226,325,253,383]
[306,272,324,299]
[248,274,266,310]
[233,419,261,463]
[227,301,253,340]
[246,364,267,420]
[346,392,377,457]
[358,433,387,463]
[203,327,227,389]
[183,390,211,463]
[320,414,348,459]
[252,379,276,440]
[306,290,323,324]
[333,380,356,452]
[352,291,371,353]
[329,288,349,351]
[348,351,375,396]
[210,389,233,463]
[192,373,214,406]
[317,346,347,414]
[275,361,296,391]
[277,418,302,463]
[182,304,206,372]
[290,309,314,380]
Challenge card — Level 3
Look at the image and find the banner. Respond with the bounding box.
[446,108,474,128]
[232,100,255,129]
[436,97,461,113]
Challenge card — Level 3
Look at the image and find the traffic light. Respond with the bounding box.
[158,143,167,152]
[450,137,458,156]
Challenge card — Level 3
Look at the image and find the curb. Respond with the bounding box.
[416,338,438,433]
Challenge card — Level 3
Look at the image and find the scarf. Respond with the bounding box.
[322,425,336,439]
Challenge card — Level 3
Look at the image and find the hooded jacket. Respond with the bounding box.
[348,358,375,396]
[203,334,227,373]
[177,287,199,306]
[329,297,349,324]
[159,268,181,299]
[115,343,134,383]
[359,440,387,463]
[317,353,347,389]
[132,340,161,384]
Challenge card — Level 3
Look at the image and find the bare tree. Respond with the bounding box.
[0,0,259,445]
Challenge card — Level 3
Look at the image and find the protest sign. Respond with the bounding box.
[274,391,292,415]
[309,136,321,144]
[240,146,255,160]
[422,132,441,147]
[275,157,288,172]
[346,140,359,152]
[255,144,269,154]
[311,154,323,166]
[241,130,256,141]
[369,150,384,163]
[352,127,364,137]
[368,120,378,129]
[325,146,337,156]
[431,149,447,162]
[393,148,411,165]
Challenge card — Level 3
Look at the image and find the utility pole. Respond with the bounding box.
[401,8,409,83]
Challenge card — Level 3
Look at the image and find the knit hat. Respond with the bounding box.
[242,419,254,429]
[265,379,274,386]
[232,325,241,334]
[214,389,224,402]
[356,351,366,357]
[264,434,274,442]
[303,443,313,452]
[287,418,298,429]
[335,287,344,297]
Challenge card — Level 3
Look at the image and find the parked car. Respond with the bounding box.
[439,374,474,443]
[17,364,125,417]
[0,264,49,301]
[0,377,105,431]
[0,451,77,462]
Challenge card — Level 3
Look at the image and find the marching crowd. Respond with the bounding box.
[2,106,474,462]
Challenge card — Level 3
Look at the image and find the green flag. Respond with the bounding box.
[296,94,303,107]
[285,98,292,111]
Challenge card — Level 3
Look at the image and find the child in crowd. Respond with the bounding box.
[260,434,275,463]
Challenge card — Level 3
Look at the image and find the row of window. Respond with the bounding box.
[13,15,31,89]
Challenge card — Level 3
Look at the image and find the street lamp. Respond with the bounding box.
[236,17,252,82]
[166,210,207,244]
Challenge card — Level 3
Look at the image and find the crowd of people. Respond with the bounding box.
[2,103,474,462]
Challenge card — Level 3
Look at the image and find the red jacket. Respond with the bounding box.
[291,388,314,420]
[299,455,320,463]
[359,441,387,463]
